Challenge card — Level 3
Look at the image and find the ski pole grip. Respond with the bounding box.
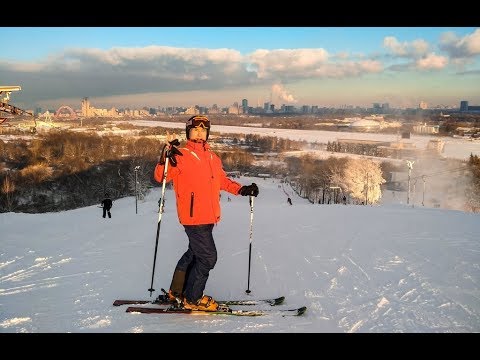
[169,139,180,147]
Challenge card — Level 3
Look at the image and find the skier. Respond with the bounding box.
[101,194,113,218]
[287,197,292,205]
[154,115,259,311]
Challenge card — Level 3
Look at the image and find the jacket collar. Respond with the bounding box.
[186,139,210,151]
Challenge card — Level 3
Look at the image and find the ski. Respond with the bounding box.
[113,295,285,307]
[125,305,307,317]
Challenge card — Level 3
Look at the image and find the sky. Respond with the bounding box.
[1,176,480,333]
[2,27,480,111]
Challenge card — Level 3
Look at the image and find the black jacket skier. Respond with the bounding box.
[101,194,113,218]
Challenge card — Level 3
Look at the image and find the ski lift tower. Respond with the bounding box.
[406,160,415,205]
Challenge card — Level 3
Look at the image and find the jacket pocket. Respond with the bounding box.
[189,192,194,217]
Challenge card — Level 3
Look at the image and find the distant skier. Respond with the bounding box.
[287,197,292,205]
[101,193,113,218]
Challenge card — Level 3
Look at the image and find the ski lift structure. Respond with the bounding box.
[0,85,36,132]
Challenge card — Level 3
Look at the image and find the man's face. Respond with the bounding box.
[189,126,208,141]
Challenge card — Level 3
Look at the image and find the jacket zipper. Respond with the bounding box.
[190,192,194,217]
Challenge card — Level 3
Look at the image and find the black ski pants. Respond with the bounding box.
[175,224,217,303]
[103,207,111,218]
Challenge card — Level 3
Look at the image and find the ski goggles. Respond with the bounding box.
[188,116,210,129]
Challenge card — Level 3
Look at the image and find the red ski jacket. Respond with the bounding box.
[154,140,242,225]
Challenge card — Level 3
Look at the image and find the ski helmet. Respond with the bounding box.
[186,115,210,140]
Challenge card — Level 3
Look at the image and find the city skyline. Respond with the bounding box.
[1,27,480,110]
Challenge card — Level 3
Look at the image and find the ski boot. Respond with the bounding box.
[182,295,220,312]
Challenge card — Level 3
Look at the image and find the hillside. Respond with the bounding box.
[1,176,479,333]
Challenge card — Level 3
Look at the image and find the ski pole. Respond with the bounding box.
[246,195,254,294]
[147,156,170,297]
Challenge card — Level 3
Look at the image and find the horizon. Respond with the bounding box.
[1,27,479,111]
[26,98,473,114]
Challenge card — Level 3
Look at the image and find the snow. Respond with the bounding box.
[1,176,480,333]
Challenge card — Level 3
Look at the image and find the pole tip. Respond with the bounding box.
[245,289,251,294]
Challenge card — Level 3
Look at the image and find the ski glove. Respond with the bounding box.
[159,139,183,167]
[238,183,259,197]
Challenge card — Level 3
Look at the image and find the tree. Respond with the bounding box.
[466,154,480,212]
[2,173,16,211]
[342,158,386,204]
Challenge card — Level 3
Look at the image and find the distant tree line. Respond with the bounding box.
[327,141,380,157]
[0,130,164,213]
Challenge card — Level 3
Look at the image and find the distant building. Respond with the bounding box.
[185,107,199,115]
[350,119,381,131]
[228,103,239,114]
[82,97,92,117]
[460,100,480,113]
[242,99,248,114]
[419,101,428,110]
[426,139,445,154]
[413,124,439,134]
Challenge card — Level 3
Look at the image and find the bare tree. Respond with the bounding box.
[2,173,16,211]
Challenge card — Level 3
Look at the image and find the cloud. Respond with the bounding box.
[248,48,329,79]
[383,36,430,58]
[439,29,480,59]
[248,49,382,80]
[416,53,449,70]
[383,36,449,71]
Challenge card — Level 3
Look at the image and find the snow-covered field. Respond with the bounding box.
[2,177,479,333]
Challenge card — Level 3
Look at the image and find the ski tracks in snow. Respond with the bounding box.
[299,228,480,332]
[0,255,74,295]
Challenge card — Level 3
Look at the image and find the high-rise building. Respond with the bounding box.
[264,102,270,112]
[242,99,248,114]
[81,97,91,117]
[302,105,310,113]
[460,101,469,112]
